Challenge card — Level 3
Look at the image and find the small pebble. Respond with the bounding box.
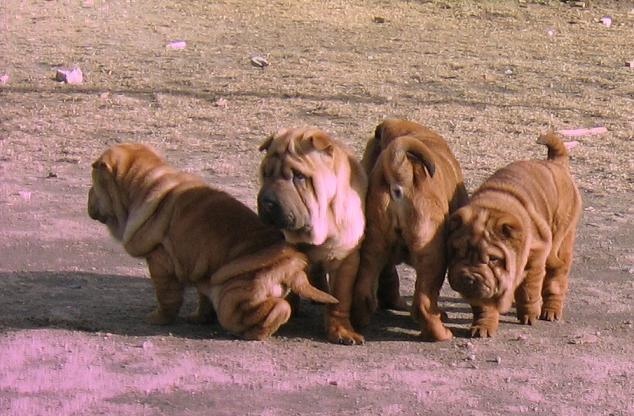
[55,67,83,84]
[250,55,269,68]
[214,97,228,108]
[167,40,187,49]
[18,191,31,201]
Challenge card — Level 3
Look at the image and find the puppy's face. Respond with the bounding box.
[446,206,524,309]
[88,156,124,239]
[87,143,162,241]
[257,128,338,245]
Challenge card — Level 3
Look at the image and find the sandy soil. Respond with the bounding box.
[1,0,632,415]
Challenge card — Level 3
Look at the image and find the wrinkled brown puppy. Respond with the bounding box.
[446,132,582,338]
[257,128,367,345]
[352,119,468,341]
[88,143,337,340]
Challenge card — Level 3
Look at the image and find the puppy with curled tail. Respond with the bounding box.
[447,131,582,338]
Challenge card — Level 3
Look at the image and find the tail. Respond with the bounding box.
[286,269,339,304]
[537,131,569,166]
[210,243,338,305]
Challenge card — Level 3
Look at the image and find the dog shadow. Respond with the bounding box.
[0,272,519,343]
[0,271,347,343]
[0,271,228,339]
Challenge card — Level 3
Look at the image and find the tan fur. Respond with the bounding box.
[258,128,367,345]
[88,143,337,340]
[352,119,468,341]
[446,131,582,338]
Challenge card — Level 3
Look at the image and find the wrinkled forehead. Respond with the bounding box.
[269,128,322,155]
[466,209,510,246]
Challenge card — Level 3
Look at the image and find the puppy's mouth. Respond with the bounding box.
[449,270,495,300]
[88,204,108,224]
[257,191,309,232]
[259,207,306,232]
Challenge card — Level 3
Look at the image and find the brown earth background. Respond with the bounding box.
[0,0,633,415]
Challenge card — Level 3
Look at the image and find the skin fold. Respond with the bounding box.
[352,119,468,341]
[258,128,367,345]
[446,132,582,338]
[88,143,337,340]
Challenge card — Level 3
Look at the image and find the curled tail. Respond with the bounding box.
[537,131,569,166]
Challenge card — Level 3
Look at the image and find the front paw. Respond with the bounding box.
[540,305,563,322]
[517,305,540,326]
[420,324,453,342]
[327,314,365,345]
[145,309,176,325]
[470,324,497,338]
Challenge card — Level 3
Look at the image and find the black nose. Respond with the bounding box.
[450,273,479,296]
[258,193,279,216]
[258,191,288,229]
[261,196,275,210]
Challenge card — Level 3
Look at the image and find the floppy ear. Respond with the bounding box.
[374,122,385,143]
[447,206,471,233]
[401,138,435,177]
[305,131,334,156]
[361,136,381,173]
[258,134,274,152]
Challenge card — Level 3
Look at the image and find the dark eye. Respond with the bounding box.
[292,169,306,181]
[489,255,503,266]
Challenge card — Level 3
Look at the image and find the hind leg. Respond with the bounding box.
[241,298,292,340]
[541,230,576,321]
[186,292,217,324]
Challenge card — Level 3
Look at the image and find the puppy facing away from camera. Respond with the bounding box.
[446,132,582,337]
[352,119,468,341]
[87,143,337,340]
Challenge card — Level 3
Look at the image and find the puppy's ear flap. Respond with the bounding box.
[447,206,471,233]
[258,134,275,152]
[306,131,334,156]
[374,122,385,142]
[402,139,435,177]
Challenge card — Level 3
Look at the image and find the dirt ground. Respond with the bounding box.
[1,0,633,415]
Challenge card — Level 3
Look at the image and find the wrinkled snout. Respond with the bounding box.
[87,187,107,223]
[448,267,494,300]
[257,189,298,231]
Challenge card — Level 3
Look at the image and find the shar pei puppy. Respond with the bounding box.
[87,143,337,340]
[352,119,468,341]
[257,128,367,345]
[446,132,582,337]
